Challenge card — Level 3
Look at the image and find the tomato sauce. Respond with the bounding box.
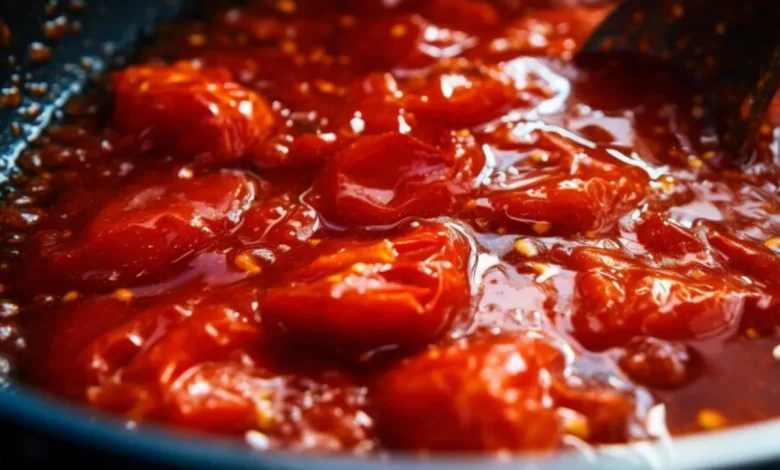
[1,0,779,455]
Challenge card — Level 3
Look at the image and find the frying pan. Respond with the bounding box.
[0,1,778,468]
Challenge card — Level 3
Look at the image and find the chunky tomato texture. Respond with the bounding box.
[500,6,611,58]
[38,285,375,450]
[478,173,644,234]
[707,230,780,289]
[256,72,433,170]
[373,333,563,451]
[261,223,471,356]
[571,267,750,349]
[284,134,343,167]
[169,362,375,451]
[26,170,257,292]
[422,0,499,32]
[473,131,648,235]
[636,214,705,256]
[112,61,274,163]
[76,288,261,407]
[339,14,472,71]
[254,73,410,171]
[235,192,318,248]
[336,73,434,137]
[25,296,136,397]
[252,127,351,170]
[548,233,780,350]
[399,58,564,130]
[312,132,483,226]
[618,337,700,389]
[372,331,637,451]
[704,231,780,332]
[404,71,514,128]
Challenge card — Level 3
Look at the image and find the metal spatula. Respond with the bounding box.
[575,0,780,164]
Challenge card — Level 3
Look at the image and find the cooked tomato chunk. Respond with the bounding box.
[372,331,637,451]
[404,69,515,128]
[235,193,318,251]
[707,230,780,289]
[618,337,700,389]
[262,223,471,355]
[472,131,648,235]
[478,172,646,235]
[27,170,258,291]
[112,62,274,163]
[373,333,563,451]
[571,267,750,349]
[76,286,261,393]
[169,363,375,451]
[312,132,482,226]
[339,14,472,70]
[37,285,375,450]
[636,214,706,256]
[24,296,136,397]
[422,0,499,32]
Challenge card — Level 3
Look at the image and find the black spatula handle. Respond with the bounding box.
[577,0,780,163]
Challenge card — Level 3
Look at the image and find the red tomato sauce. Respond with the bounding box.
[1,0,779,455]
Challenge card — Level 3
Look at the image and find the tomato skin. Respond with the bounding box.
[423,0,499,32]
[26,170,258,292]
[261,223,471,356]
[372,333,564,452]
[476,170,647,235]
[27,289,260,402]
[472,131,648,236]
[636,214,705,256]
[166,362,375,451]
[707,230,780,289]
[571,267,750,350]
[167,364,260,433]
[24,296,136,398]
[233,192,319,258]
[285,134,343,167]
[313,133,453,226]
[372,331,637,451]
[76,286,261,388]
[81,302,260,422]
[112,62,274,163]
[33,285,375,450]
[312,132,482,227]
[404,70,515,128]
[618,337,700,389]
[339,14,471,70]
[251,131,350,170]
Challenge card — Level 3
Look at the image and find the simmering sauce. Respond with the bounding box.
[1,0,779,455]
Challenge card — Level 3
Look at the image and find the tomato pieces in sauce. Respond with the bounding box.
[311,132,481,226]
[3,0,780,457]
[113,62,274,163]
[263,222,471,355]
[374,331,638,451]
[26,169,258,292]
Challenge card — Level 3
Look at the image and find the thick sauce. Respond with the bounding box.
[1,0,779,455]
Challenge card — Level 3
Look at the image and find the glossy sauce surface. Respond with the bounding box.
[1,0,780,456]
